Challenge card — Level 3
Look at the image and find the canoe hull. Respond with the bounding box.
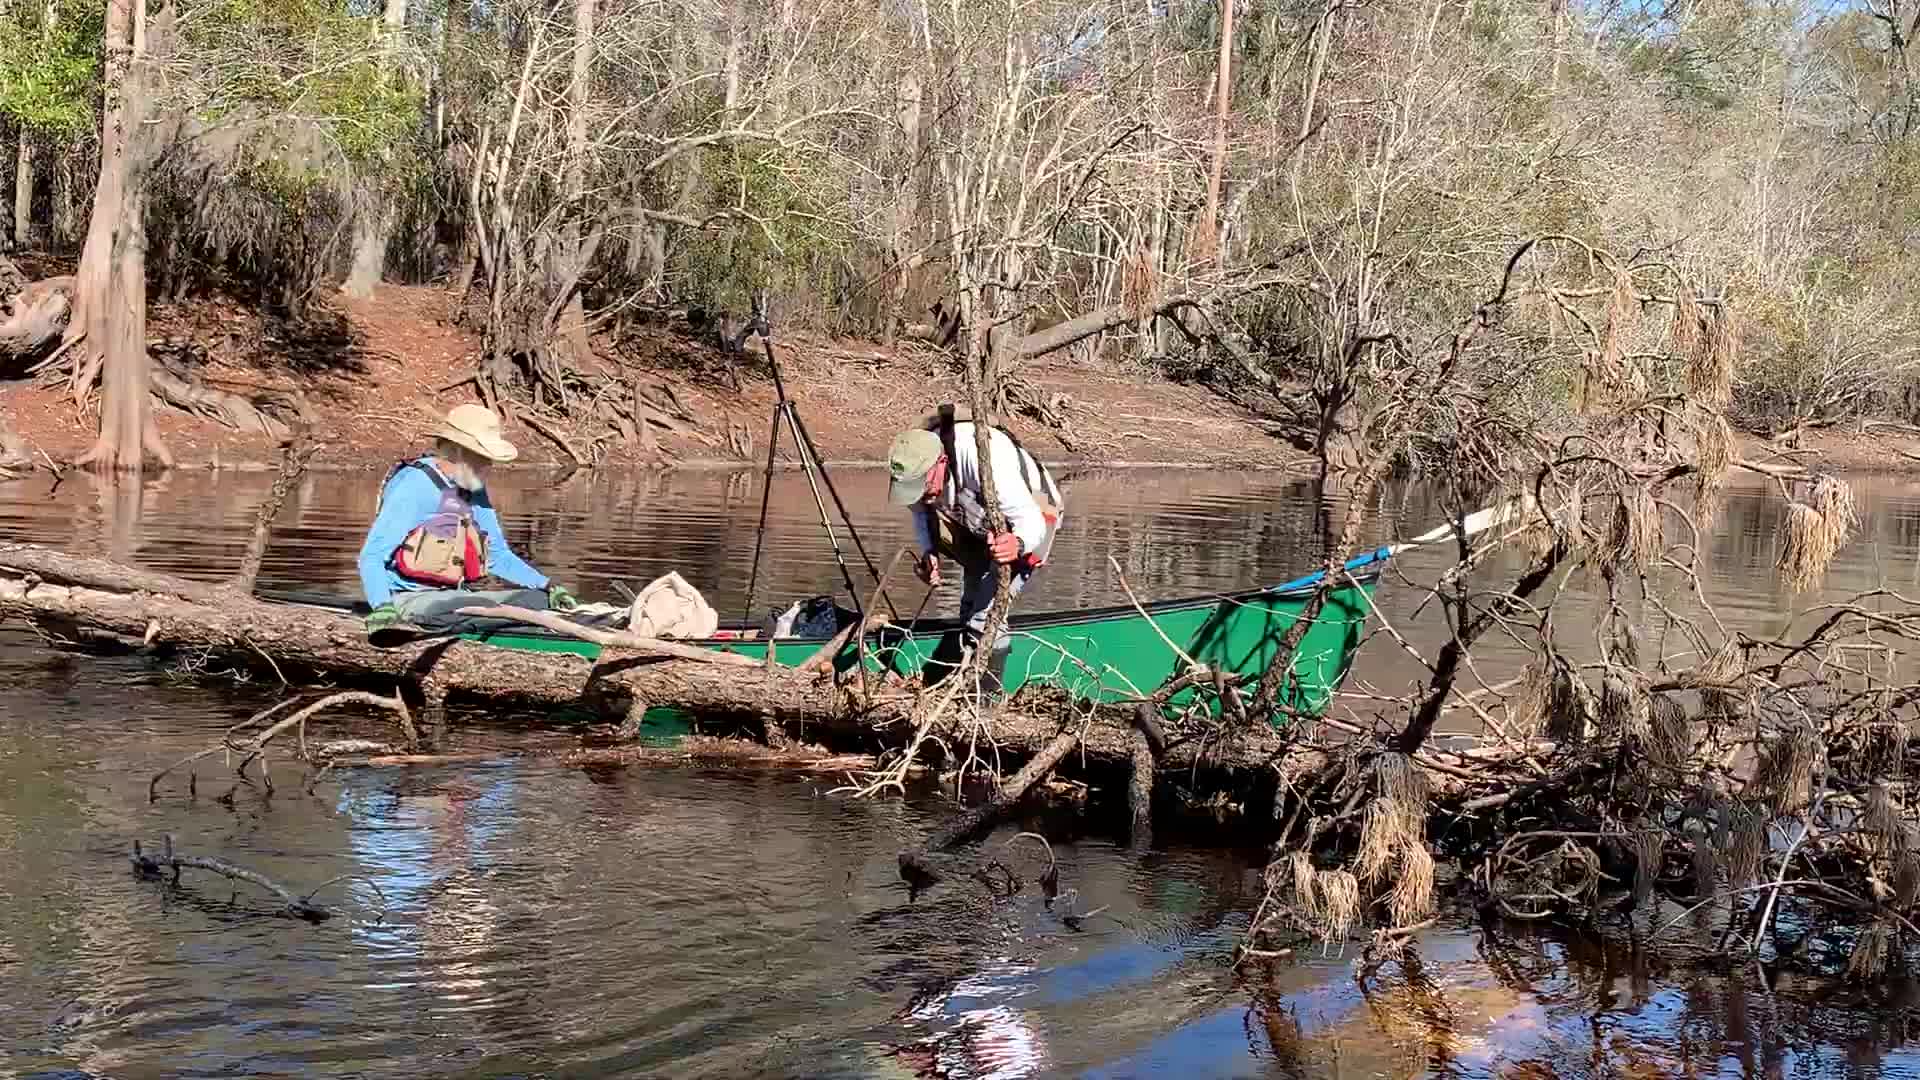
[459,573,1379,719]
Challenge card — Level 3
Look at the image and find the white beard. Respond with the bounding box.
[442,461,485,492]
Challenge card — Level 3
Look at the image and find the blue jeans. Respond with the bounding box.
[958,559,1031,653]
[391,587,549,629]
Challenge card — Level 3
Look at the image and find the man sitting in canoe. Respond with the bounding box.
[357,404,579,637]
[887,406,1064,696]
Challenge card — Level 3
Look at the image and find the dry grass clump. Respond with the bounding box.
[1541,652,1598,744]
[1632,828,1665,907]
[1692,411,1733,530]
[1702,307,1740,409]
[1289,849,1319,922]
[1505,661,1549,738]
[1599,266,1640,376]
[1602,483,1663,575]
[1356,753,1435,927]
[1680,298,1737,411]
[1376,752,1428,811]
[1750,727,1824,816]
[1865,783,1904,859]
[1390,844,1437,927]
[1860,721,1907,780]
[1648,693,1692,772]
[1317,870,1361,944]
[1848,917,1896,981]
[1720,803,1769,890]
[1673,289,1705,364]
[1356,801,1401,885]
[1777,474,1860,592]
[1598,666,1652,742]
[1895,853,1920,910]
[1697,642,1747,722]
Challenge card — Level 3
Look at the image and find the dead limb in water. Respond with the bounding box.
[898,728,1081,887]
[149,689,414,799]
[130,836,340,922]
[1127,711,1156,849]
[229,428,320,596]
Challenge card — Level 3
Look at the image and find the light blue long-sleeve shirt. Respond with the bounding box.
[356,459,549,608]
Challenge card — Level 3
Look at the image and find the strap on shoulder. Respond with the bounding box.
[935,404,960,494]
[376,456,453,514]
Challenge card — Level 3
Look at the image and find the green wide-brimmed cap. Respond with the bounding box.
[887,429,941,506]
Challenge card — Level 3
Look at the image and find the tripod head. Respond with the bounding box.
[746,289,772,339]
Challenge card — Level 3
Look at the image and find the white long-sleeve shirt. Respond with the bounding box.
[911,422,1062,560]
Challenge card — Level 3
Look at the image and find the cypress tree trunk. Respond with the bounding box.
[70,0,169,471]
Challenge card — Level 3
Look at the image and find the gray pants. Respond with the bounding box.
[958,560,1031,653]
[392,587,549,629]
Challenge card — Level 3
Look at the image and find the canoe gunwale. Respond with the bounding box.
[254,555,1388,652]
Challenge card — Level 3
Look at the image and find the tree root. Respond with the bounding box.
[2,275,296,440]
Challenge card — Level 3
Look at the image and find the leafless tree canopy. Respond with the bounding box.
[0,0,1913,460]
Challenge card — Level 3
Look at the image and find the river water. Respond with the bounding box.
[4,465,1920,1077]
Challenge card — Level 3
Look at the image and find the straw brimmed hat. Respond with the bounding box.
[436,404,518,463]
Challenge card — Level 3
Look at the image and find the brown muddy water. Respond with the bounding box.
[3,465,1920,1077]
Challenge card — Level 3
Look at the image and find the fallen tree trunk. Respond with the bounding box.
[0,274,71,369]
[0,542,1350,787]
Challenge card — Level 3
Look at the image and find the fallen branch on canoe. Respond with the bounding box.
[131,836,337,922]
[0,543,1354,789]
[452,604,766,667]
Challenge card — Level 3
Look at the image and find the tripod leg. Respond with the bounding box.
[787,406,899,619]
[740,405,785,627]
[785,404,866,621]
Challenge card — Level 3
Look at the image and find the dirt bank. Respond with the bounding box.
[1731,428,1920,476]
[0,278,1313,473]
[4,275,1918,477]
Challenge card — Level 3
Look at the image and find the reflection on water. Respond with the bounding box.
[5,466,1920,1076]
[11,646,1920,1078]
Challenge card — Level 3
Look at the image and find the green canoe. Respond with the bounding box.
[281,549,1386,720]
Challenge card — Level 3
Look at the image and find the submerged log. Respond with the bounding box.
[0,543,1347,786]
[131,837,335,922]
